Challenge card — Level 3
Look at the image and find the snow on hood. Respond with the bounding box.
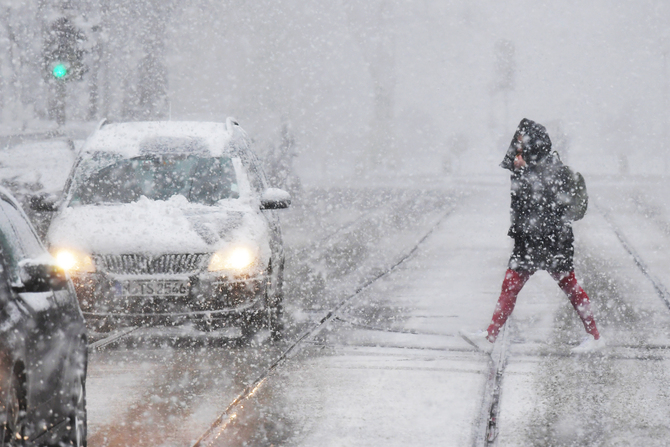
[47,195,271,259]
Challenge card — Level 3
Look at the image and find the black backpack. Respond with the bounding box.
[564,166,588,221]
[551,152,588,221]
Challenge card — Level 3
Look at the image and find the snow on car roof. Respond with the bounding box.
[81,119,248,158]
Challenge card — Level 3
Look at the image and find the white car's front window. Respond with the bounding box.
[70,154,240,206]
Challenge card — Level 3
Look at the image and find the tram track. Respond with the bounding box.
[84,189,670,447]
[469,325,509,447]
[190,207,454,447]
[77,182,670,446]
[598,204,670,311]
[474,199,670,447]
[76,186,454,445]
[87,326,140,351]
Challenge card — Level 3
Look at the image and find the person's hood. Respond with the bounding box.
[500,118,552,171]
[47,195,271,258]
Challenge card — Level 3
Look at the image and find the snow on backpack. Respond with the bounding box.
[552,151,588,221]
[565,166,588,221]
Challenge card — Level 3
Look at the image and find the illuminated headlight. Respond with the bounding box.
[53,249,96,273]
[208,246,257,272]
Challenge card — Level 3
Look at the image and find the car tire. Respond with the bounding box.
[2,366,27,445]
[238,261,285,344]
[268,300,284,342]
[64,373,87,447]
[267,260,285,341]
[60,335,87,447]
[239,313,260,345]
[195,318,223,333]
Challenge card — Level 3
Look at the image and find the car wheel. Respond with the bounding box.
[268,300,284,341]
[241,305,281,343]
[64,374,87,447]
[195,318,223,333]
[239,314,259,343]
[2,367,26,445]
[238,261,285,344]
[267,261,285,341]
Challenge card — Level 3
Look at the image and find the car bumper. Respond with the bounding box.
[70,271,268,325]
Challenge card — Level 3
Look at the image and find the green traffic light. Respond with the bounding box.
[52,63,68,79]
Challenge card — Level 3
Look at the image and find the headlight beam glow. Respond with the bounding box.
[54,249,95,273]
[208,247,256,272]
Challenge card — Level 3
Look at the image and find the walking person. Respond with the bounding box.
[469,118,603,353]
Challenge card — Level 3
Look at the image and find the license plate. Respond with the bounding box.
[121,279,189,297]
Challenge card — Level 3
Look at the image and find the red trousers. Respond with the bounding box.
[487,269,600,342]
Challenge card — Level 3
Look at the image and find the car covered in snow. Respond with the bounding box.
[34,119,290,340]
[0,186,87,446]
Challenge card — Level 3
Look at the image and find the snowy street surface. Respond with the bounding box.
[82,174,670,446]
[3,2,670,445]
[2,137,670,446]
[190,175,670,447]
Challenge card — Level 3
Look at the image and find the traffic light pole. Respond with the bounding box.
[48,81,66,127]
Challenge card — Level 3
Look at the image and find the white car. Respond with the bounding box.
[34,119,290,340]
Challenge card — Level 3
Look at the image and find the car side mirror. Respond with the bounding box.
[19,260,69,292]
[28,193,59,212]
[260,188,291,210]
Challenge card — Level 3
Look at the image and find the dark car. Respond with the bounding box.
[38,119,290,340]
[0,187,87,446]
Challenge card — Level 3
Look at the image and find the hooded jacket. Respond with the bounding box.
[501,118,574,272]
[500,118,553,171]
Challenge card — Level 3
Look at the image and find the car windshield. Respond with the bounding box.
[70,155,240,206]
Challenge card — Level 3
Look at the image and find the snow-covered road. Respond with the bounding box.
[496,178,670,446]
[188,175,670,446]
[2,136,669,447]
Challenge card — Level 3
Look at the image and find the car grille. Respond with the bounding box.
[95,254,207,275]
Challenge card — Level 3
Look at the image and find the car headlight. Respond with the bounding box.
[208,246,257,272]
[53,248,96,273]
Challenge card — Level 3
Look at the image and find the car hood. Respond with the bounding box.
[47,195,270,256]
